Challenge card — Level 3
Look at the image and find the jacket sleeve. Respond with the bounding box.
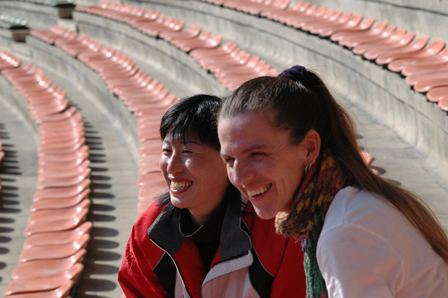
[270,238,307,298]
[118,211,170,298]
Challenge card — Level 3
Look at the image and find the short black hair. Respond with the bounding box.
[160,94,223,151]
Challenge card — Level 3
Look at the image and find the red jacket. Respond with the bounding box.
[119,200,306,298]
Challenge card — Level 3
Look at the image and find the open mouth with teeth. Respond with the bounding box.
[170,181,192,191]
[247,184,272,197]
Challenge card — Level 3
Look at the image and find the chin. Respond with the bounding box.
[253,207,276,220]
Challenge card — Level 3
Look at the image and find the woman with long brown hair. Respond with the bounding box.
[217,65,448,298]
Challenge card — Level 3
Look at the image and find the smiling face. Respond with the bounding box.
[160,134,229,226]
[218,111,309,220]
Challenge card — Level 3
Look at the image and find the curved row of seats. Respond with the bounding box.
[74,1,280,91]
[29,25,179,215]
[73,0,377,173]
[201,0,448,111]
[0,50,91,297]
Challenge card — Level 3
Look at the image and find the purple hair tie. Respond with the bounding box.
[278,65,307,82]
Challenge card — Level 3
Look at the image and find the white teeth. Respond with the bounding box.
[171,181,192,190]
[247,185,270,197]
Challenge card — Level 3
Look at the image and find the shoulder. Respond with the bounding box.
[322,186,404,234]
[132,201,166,242]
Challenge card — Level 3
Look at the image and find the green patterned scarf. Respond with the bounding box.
[275,149,348,298]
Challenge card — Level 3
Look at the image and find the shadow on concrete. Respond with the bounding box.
[75,129,121,297]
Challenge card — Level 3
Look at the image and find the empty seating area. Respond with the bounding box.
[0,0,447,296]
[75,1,280,91]
[1,52,91,297]
[200,0,448,112]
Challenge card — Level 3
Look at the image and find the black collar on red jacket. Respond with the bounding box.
[147,197,252,262]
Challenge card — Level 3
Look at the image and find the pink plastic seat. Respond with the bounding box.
[20,234,89,261]
[287,6,332,28]
[136,171,166,187]
[139,17,185,37]
[23,209,89,237]
[426,86,448,103]
[171,32,222,52]
[33,178,91,202]
[319,15,368,37]
[300,10,346,32]
[28,199,91,225]
[386,41,446,72]
[24,221,92,248]
[405,69,448,86]
[372,36,430,64]
[343,24,396,48]
[263,1,311,22]
[30,189,91,212]
[399,48,448,76]
[239,0,276,15]
[38,158,90,175]
[125,9,160,27]
[159,24,202,41]
[259,0,290,16]
[191,42,238,61]
[5,281,74,298]
[37,168,91,190]
[4,264,83,296]
[0,51,21,70]
[12,249,85,279]
[414,76,448,93]
[330,19,379,42]
[438,98,448,111]
[352,29,409,55]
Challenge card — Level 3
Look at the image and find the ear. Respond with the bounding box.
[303,129,321,164]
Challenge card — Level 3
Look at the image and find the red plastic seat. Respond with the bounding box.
[4,264,83,296]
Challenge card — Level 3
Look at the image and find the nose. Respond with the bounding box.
[166,152,183,175]
[229,160,254,187]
